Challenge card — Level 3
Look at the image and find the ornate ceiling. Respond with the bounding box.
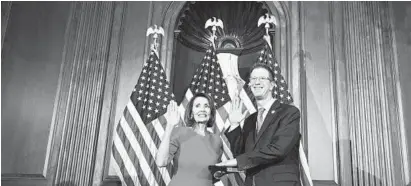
[175,1,273,54]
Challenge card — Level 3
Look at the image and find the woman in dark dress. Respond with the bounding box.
[156,93,223,186]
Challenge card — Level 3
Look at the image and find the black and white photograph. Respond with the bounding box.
[1,1,411,186]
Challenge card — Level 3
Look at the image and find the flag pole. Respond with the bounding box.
[205,16,223,134]
[257,13,277,50]
[112,25,174,186]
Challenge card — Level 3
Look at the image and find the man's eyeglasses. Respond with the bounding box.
[249,77,272,82]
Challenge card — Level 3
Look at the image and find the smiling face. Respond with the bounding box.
[191,96,211,124]
[249,67,274,100]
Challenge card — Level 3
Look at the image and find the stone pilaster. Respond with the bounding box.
[329,1,353,185]
[49,2,116,185]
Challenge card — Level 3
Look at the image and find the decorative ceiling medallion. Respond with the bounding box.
[175,1,273,55]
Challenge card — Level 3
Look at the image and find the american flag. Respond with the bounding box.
[111,49,175,186]
[256,43,293,104]
[256,40,313,186]
[178,45,254,186]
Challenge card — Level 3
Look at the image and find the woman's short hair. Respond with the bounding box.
[184,92,216,128]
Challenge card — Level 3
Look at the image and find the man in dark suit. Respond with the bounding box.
[216,63,301,186]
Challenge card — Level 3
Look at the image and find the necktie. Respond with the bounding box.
[256,108,265,134]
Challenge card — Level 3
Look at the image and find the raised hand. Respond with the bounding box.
[229,96,247,124]
[166,100,180,128]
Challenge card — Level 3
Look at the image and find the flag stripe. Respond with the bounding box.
[119,117,167,186]
[126,102,161,150]
[112,50,175,186]
[116,120,156,186]
[219,132,246,181]
[299,142,313,186]
[113,132,145,186]
[226,173,239,186]
[157,115,168,130]
[214,103,246,185]
[234,173,243,186]
[214,107,227,132]
[178,90,192,126]
[219,151,239,186]
[111,150,135,186]
[125,103,172,181]
[151,118,175,173]
[181,93,191,106]
[217,106,229,123]
[239,89,256,114]
[150,118,165,148]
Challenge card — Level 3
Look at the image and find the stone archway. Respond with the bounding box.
[159,1,302,106]
[158,1,306,142]
[157,3,314,182]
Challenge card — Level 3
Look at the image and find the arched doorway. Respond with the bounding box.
[160,1,296,103]
[158,1,311,181]
[159,1,304,141]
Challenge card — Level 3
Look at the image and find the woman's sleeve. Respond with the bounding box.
[217,136,224,161]
[167,127,181,163]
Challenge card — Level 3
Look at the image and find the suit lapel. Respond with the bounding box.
[245,114,256,151]
[253,100,281,148]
